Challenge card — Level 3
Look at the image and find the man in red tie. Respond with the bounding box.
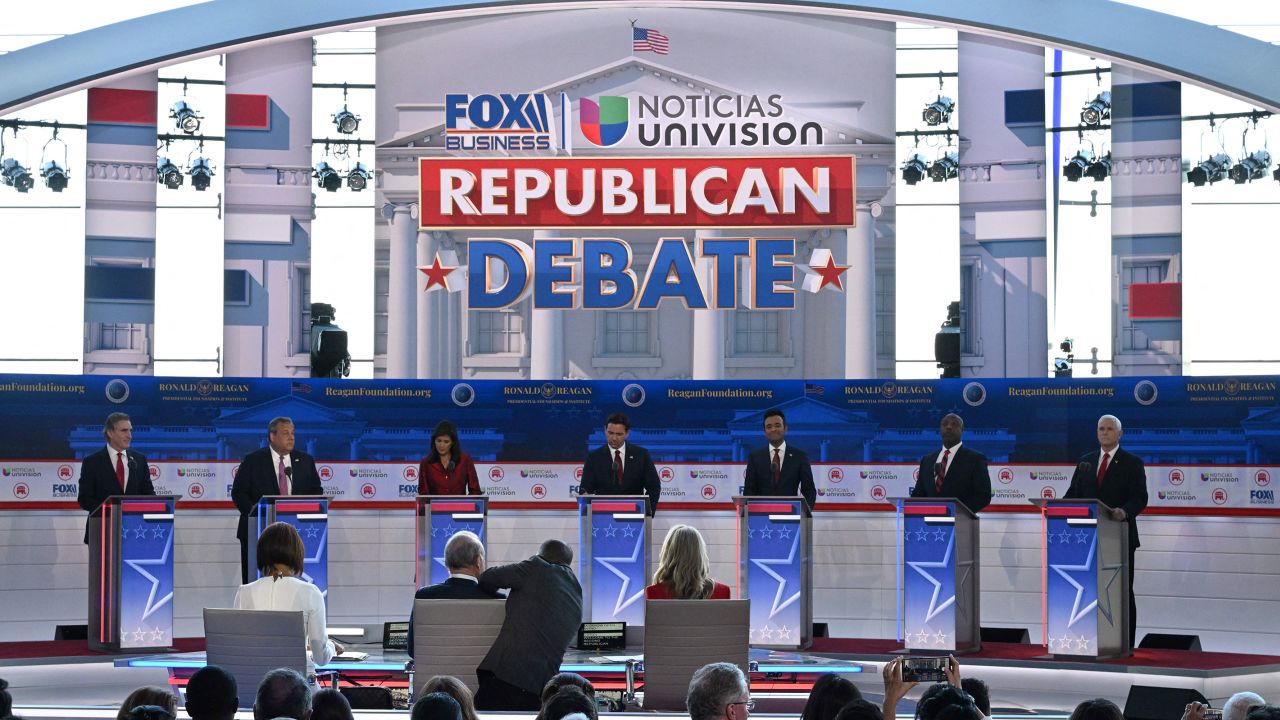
[743,408,816,509]
[77,412,155,544]
[911,413,992,513]
[578,412,661,515]
[1065,414,1147,647]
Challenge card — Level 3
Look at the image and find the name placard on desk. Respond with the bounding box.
[577,621,626,651]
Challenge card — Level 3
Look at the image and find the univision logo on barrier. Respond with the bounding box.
[580,96,628,147]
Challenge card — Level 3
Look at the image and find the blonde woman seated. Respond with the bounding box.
[644,524,731,599]
[233,521,343,677]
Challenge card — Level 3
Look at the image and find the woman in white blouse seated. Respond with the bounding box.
[233,521,343,677]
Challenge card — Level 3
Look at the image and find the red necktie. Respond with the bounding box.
[277,456,289,496]
[1097,452,1109,487]
[772,448,781,487]
[115,451,126,491]
[934,449,949,493]
[614,450,623,488]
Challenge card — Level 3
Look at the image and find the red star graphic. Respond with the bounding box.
[419,256,456,291]
[813,256,850,291]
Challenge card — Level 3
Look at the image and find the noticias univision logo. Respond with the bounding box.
[580,96,629,147]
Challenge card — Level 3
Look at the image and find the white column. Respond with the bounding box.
[386,203,417,378]
[692,230,725,379]
[844,207,877,378]
[416,230,442,378]
[529,229,563,379]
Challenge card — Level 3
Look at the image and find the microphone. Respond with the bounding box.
[1077,461,1093,474]
[284,466,293,479]
[127,455,136,469]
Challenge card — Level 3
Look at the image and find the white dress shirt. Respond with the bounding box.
[233,575,334,673]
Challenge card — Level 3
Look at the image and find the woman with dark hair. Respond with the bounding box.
[915,686,982,720]
[116,687,177,720]
[233,522,342,676]
[645,524,730,599]
[419,421,482,495]
[1070,699,1125,720]
[539,686,597,720]
[801,674,862,720]
[422,676,480,720]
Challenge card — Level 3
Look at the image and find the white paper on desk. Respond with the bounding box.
[336,651,369,661]
[593,655,643,662]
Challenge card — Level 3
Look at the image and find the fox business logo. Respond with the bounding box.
[446,93,557,151]
[1250,489,1275,504]
[52,482,77,498]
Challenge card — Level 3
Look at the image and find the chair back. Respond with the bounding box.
[411,599,506,696]
[203,608,307,708]
[642,599,750,711]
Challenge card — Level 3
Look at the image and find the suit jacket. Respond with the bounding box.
[478,556,582,696]
[77,447,154,544]
[406,576,502,659]
[912,444,993,513]
[232,446,323,541]
[579,443,661,515]
[743,444,817,509]
[1065,447,1148,549]
[419,452,482,495]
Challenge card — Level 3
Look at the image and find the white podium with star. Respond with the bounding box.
[248,495,329,599]
[88,495,179,652]
[578,495,651,627]
[734,496,812,649]
[898,497,981,654]
[415,495,488,586]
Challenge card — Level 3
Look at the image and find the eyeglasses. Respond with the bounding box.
[727,700,756,714]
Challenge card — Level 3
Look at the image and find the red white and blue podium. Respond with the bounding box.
[1036,499,1131,660]
[578,495,651,626]
[88,495,178,652]
[415,495,488,586]
[899,498,981,654]
[248,495,329,597]
[735,496,812,649]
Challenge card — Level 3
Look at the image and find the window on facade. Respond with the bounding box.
[473,307,525,354]
[295,266,311,355]
[1120,260,1168,352]
[87,323,146,352]
[960,262,977,355]
[732,310,783,355]
[876,267,896,361]
[374,267,388,357]
[602,311,651,355]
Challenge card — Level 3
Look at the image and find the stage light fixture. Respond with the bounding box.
[188,157,214,191]
[928,152,959,182]
[901,154,928,186]
[333,107,361,135]
[922,96,954,126]
[1085,151,1111,181]
[1228,150,1272,184]
[1081,91,1111,126]
[346,162,371,191]
[40,160,69,192]
[1187,153,1231,187]
[1274,165,1280,183]
[1062,149,1094,182]
[170,101,201,134]
[315,161,342,192]
[156,157,184,189]
[1,158,34,192]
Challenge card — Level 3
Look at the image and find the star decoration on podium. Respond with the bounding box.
[420,255,457,292]
[299,524,328,597]
[595,531,646,617]
[906,531,957,623]
[123,528,174,623]
[812,256,850,291]
[750,532,802,620]
[1050,532,1104,628]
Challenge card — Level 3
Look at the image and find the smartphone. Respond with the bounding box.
[901,656,947,683]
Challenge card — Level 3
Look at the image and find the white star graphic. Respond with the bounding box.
[1075,635,1090,652]
[150,626,165,642]
[933,528,947,542]
[604,526,618,538]
[123,531,174,622]
[1050,532,1099,628]
[1075,530,1089,544]
[133,627,147,643]
[761,526,774,539]
[750,533,802,620]
[777,526,793,540]
[906,531,956,623]
[777,624,792,641]
[299,524,328,598]
[594,531,646,618]
[933,630,948,647]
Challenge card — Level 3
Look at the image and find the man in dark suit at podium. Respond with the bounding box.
[1065,414,1147,647]
[77,412,155,543]
[743,408,816,509]
[579,412,661,515]
[911,413,992,513]
[232,416,323,583]
[407,531,501,659]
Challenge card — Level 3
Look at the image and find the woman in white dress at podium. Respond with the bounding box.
[234,522,343,678]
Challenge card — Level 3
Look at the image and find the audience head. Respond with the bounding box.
[916,686,981,720]
[1226,694,1267,720]
[256,522,305,578]
[1246,706,1280,720]
[801,674,862,720]
[443,532,485,575]
[0,677,11,719]
[118,688,178,720]
[309,690,352,720]
[687,662,750,720]
[960,679,990,717]
[126,707,175,720]
[539,539,574,566]
[834,699,884,720]
[253,668,311,720]
[653,524,716,599]
[540,685,597,720]
[431,421,463,464]
[540,673,596,707]
[184,666,238,720]
[421,676,478,720]
[1068,699,1124,720]
[410,693,462,720]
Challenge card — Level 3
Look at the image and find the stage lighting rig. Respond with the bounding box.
[928,152,959,182]
[1229,150,1271,184]
[901,154,928,186]
[1,158,34,192]
[40,161,68,192]
[156,157,183,189]
[315,161,342,192]
[1187,153,1231,187]
[333,106,361,135]
[1085,151,1111,181]
[1081,91,1111,126]
[170,100,202,135]
[188,157,214,191]
[347,162,371,191]
[1062,149,1094,182]
[923,96,954,127]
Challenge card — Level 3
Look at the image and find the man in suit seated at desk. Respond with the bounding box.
[407,531,500,659]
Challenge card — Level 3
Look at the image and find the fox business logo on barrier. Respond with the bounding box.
[445,93,559,151]
[1251,489,1275,504]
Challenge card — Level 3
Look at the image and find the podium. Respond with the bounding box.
[88,495,178,652]
[735,496,812,649]
[1035,499,1130,659]
[897,497,980,654]
[416,495,488,586]
[578,495,651,626]
[248,496,329,597]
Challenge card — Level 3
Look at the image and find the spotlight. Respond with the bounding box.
[928,152,959,182]
[40,160,69,192]
[1053,357,1073,378]
[1062,149,1094,182]
[346,162,371,191]
[315,161,342,192]
[1,158,34,192]
[188,157,214,191]
[1228,150,1272,184]
[333,107,361,135]
[170,101,201,135]
[1187,153,1232,187]
[156,157,184,189]
[1080,91,1111,126]
[1085,152,1111,181]
[1060,338,1074,354]
[1274,165,1280,183]
[901,154,928,186]
[922,96,954,126]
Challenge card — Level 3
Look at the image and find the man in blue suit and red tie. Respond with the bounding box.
[911,413,992,513]
[77,412,154,543]
[579,412,661,515]
[743,408,817,509]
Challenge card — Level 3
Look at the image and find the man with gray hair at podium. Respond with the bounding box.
[687,662,752,720]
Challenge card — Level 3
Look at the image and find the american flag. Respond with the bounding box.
[633,26,670,55]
